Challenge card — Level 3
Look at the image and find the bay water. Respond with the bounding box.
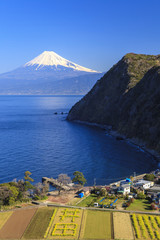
[0,95,156,185]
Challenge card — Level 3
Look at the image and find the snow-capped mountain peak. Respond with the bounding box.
[24,51,97,73]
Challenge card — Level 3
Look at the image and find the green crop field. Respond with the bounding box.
[23,207,55,239]
[83,210,111,239]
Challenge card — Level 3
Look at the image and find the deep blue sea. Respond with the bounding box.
[0,96,157,185]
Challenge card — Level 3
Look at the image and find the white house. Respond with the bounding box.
[117,184,130,195]
[134,180,154,190]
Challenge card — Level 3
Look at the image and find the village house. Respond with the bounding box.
[117,184,130,195]
[134,180,154,190]
[148,184,160,194]
[82,187,90,196]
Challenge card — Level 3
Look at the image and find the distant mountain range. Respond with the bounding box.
[0,51,103,95]
[68,53,160,154]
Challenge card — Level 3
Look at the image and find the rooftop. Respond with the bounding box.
[135,180,153,184]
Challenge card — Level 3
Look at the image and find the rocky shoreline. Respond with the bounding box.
[69,119,160,164]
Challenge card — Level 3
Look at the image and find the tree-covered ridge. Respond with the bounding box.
[67,53,160,154]
[124,53,160,88]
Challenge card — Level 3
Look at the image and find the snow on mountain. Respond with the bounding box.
[0,51,104,94]
[24,51,97,73]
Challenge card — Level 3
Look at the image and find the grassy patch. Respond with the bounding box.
[127,199,151,211]
[23,207,54,239]
[77,194,97,207]
[77,194,125,209]
[83,210,111,239]
[0,211,13,230]
[68,197,81,206]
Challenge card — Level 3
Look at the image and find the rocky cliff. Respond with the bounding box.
[67,53,160,153]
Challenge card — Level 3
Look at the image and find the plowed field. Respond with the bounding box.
[0,208,37,239]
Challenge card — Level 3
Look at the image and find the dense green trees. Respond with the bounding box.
[0,171,35,208]
[143,174,155,181]
[72,171,87,186]
[0,182,24,207]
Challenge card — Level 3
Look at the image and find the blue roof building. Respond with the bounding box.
[78,192,84,198]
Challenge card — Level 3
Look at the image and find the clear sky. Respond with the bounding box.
[0,0,160,73]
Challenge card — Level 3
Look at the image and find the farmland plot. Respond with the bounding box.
[45,207,83,239]
[0,211,13,230]
[131,214,160,239]
[0,208,37,239]
[83,210,111,239]
[113,212,134,240]
[23,207,54,239]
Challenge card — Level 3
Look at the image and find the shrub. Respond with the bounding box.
[151,203,158,210]
[33,195,40,200]
[144,174,155,181]
[126,201,131,207]
[137,192,146,199]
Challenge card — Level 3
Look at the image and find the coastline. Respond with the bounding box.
[70,119,160,163]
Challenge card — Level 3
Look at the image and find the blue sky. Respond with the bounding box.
[0,0,160,73]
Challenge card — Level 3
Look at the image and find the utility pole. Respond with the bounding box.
[94,178,96,187]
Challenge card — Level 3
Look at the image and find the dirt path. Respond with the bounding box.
[48,192,75,204]
[0,208,37,239]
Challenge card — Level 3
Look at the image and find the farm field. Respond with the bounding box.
[77,194,125,209]
[0,208,37,239]
[131,213,160,239]
[83,210,112,239]
[2,206,160,239]
[22,207,55,239]
[113,212,134,240]
[127,199,152,211]
[45,207,83,239]
[0,211,13,230]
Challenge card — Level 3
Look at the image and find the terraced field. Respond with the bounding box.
[1,206,160,239]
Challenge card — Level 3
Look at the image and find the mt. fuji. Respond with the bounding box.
[0,51,103,94]
[25,51,97,73]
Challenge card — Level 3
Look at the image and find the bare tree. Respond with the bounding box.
[57,174,71,185]
[34,182,49,198]
[57,174,71,194]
